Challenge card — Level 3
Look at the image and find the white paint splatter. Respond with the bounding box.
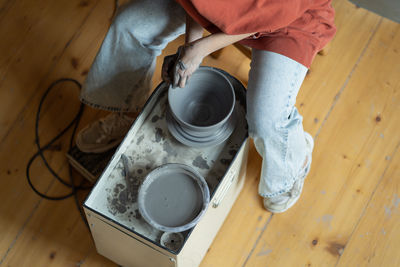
[316,214,334,229]
[384,205,392,218]
[381,228,386,235]
[257,249,273,257]
[393,194,400,208]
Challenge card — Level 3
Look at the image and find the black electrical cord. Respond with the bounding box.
[25,0,121,230]
[26,78,90,228]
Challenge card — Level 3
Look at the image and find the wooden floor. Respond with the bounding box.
[1,0,399,266]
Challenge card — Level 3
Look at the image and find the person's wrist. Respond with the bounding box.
[189,40,209,58]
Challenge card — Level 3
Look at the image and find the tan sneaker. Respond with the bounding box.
[263,132,314,213]
[76,113,134,153]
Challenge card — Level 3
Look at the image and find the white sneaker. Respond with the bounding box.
[76,113,134,153]
[263,132,314,213]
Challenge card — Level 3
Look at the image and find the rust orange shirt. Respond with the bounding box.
[175,0,336,68]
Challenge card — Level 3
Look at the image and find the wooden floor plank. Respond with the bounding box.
[0,0,106,142]
[297,0,382,134]
[0,0,114,258]
[1,0,399,266]
[0,167,115,267]
[336,145,400,267]
[245,16,400,267]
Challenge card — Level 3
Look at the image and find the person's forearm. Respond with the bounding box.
[185,15,204,43]
[190,31,255,57]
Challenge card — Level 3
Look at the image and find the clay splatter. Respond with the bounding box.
[108,178,141,215]
[151,115,160,123]
[384,205,392,217]
[393,194,400,208]
[163,142,178,157]
[385,194,400,218]
[316,214,334,229]
[257,249,273,257]
[136,134,145,145]
[192,156,210,169]
[111,198,127,214]
[135,209,142,220]
[155,128,164,142]
[114,183,125,195]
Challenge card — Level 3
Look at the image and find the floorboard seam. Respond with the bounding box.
[0,0,101,148]
[0,158,72,263]
[0,179,55,264]
[314,18,383,141]
[334,140,400,267]
[242,214,274,267]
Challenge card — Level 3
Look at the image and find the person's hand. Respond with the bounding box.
[173,44,205,88]
[162,44,206,88]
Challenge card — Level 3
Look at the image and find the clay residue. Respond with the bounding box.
[136,134,145,145]
[163,141,178,157]
[151,115,160,123]
[108,177,141,215]
[257,249,273,257]
[155,128,164,142]
[192,156,210,169]
[134,209,142,220]
[111,198,127,214]
[316,214,334,229]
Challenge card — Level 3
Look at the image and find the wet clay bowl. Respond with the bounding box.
[168,68,235,136]
[138,163,210,233]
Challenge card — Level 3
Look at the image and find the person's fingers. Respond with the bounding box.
[179,74,187,88]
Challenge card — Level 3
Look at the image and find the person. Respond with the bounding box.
[76,0,336,213]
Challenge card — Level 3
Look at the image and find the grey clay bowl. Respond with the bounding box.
[138,163,210,233]
[168,68,235,135]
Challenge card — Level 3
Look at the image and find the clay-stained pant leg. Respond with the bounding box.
[246,49,310,198]
[80,0,186,112]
